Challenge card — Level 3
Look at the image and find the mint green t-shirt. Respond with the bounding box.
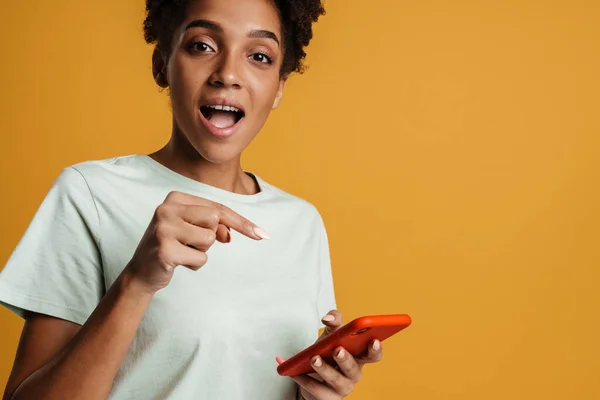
[0,155,336,399]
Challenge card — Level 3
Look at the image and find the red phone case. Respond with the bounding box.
[276,314,411,376]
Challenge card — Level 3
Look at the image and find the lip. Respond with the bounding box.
[198,97,246,139]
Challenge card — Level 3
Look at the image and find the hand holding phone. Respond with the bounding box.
[277,314,411,376]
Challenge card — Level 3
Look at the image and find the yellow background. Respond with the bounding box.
[1,1,599,399]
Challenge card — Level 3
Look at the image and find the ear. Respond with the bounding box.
[152,48,169,88]
[271,77,288,110]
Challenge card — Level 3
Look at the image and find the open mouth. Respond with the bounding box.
[200,104,245,129]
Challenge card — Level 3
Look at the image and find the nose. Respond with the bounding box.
[209,52,242,89]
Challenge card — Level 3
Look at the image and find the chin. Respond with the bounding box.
[190,138,245,165]
[195,123,259,164]
[173,112,259,165]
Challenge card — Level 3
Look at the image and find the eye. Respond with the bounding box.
[188,41,215,54]
[250,52,273,64]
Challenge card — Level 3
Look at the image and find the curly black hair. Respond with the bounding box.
[143,0,326,76]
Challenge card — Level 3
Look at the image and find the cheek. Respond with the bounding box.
[249,74,281,113]
[169,58,205,105]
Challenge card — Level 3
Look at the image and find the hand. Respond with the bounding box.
[279,310,384,400]
[123,191,269,293]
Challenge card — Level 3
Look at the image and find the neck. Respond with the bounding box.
[148,128,259,195]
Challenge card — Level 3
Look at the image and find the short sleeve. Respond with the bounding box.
[0,167,104,325]
[316,216,337,324]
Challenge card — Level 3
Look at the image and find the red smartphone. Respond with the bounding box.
[276,314,412,376]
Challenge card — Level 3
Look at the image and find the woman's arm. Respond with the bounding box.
[3,271,152,400]
[3,191,265,400]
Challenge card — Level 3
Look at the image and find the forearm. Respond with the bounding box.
[11,270,153,400]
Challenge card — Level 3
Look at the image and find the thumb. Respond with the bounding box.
[319,310,343,339]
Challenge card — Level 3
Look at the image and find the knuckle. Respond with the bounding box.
[342,384,355,397]
[155,203,172,220]
[165,190,182,203]
[332,375,346,389]
[351,370,362,384]
[214,202,229,213]
[154,222,171,240]
[204,229,217,244]
[214,203,237,224]
[156,245,173,266]
[240,218,253,234]
[162,264,175,274]
[205,208,220,226]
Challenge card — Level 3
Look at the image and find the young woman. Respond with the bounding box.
[0,0,383,399]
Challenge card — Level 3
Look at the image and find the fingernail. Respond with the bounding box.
[372,340,381,351]
[322,314,335,322]
[312,356,322,367]
[336,348,346,359]
[226,230,231,243]
[254,227,271,240]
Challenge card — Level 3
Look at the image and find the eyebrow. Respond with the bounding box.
[184,19,280,47]
[248,29,280,46]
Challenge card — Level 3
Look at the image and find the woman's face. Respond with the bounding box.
[158,0,286,164]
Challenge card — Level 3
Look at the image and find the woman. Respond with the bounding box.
[0,0,383,399]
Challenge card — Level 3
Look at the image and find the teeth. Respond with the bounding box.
[206,104,241,113]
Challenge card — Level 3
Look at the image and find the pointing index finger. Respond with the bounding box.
[214,202,270,240]
[165,191,270,240]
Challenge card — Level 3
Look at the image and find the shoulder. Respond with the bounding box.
[42,155,146,211]
[58,154,152,196]
[68,154,145,180]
